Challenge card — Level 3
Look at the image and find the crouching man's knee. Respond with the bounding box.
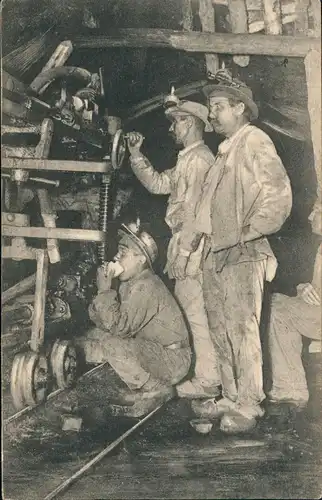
[75,327,113,364]
[140,344,192,387]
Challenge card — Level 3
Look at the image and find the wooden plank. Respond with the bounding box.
[1,125,39,135]
[182,0,193,30]
[2,71,26,93]
[2,226,105,242]
[263,0,282,35]
[2,158,113,174]
[30,250,48,351]
[30,41,73,95]
[199,0,219,75]
[2,97,30,121]
[294,0,310,34]
[310,0,321,37]
[73,30,320,57]
[2,246,37,260]
[304,49,322,202]
[37,188,60,264]
[34,118,60,264]
[2,274,37,305]
[227,0,250,67]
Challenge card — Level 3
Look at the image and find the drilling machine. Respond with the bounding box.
[2,64,127,411]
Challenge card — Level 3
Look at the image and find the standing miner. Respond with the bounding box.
[177,71,293,434]
[127,100,220,399]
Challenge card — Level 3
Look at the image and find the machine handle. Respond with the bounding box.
[1,173,59,187]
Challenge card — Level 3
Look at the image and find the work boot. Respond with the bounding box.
[220,404,264,435]
[111,378,174,406]
[267,398,308,413]
[176,378,221,400]
[191,396,235,420]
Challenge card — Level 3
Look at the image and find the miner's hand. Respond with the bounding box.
[171,255,188,280]
[75,88,97,101]
[127,131,145,158]
[298,283,321,306]
[96,263,115,292]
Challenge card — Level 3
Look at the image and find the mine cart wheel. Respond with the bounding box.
[111,129,126,170]
[21,352,49,407]
[50,339,78,389]
[10,352,27,411]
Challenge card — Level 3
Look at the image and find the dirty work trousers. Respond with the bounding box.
[267,292,321,404]
[77,331,191,390]
[203,252,266,411]
[175,273,220,387]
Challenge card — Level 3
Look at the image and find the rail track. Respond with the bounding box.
[3,359,168,500]
[43,404,164,500]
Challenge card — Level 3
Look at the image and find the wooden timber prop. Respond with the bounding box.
[73,29,320,57]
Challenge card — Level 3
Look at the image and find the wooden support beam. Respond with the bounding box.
[30,41,73,95]
[304,49,322,202]
[73,30,320,57]
[2,226,106,242]
[2,71,26,94]
[2,245,38,260]
[182,0,193,30]
[34,118,60,264]
[30,250,48,351]
[39,41,73,74]
[263,0,282,35]
[199,0,219,75]
[294,0,310,34]
[2,158,113,174]
[310,0,321,37]
[227,0,250,67]
[37,188,60,264]
[2,274,37,306]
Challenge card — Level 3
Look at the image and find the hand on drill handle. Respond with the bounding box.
[126,131,145,158]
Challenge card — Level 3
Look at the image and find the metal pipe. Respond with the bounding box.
[1,173,59,187]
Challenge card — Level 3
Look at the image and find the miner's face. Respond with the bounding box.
[114,237,146,281]
[169,114,190,145]
[208,96,244,137]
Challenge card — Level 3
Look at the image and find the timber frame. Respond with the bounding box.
[74,29,320,57]
[73,27,321,196]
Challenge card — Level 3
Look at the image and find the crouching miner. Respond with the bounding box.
[77,222,191,414]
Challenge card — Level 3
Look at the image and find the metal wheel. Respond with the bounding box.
[50,339,78,389]
[111,129,126,170]
[10,352,27,410]
[21,352,49,406]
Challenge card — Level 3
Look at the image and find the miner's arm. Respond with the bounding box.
[130,155,172,195]
[242,130,293,243]
[88,282,159,337]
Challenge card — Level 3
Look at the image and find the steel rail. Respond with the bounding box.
[43,403,164,500]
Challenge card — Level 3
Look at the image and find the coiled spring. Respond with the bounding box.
[98,174,111,264]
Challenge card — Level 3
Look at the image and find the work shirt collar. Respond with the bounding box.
[218,123,250,156]
[177,140,204,158]
[126,267,154,284]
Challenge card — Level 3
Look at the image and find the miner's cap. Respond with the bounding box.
[203,82,259,121]
[118,223,158,269]
[165,100,213,132]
